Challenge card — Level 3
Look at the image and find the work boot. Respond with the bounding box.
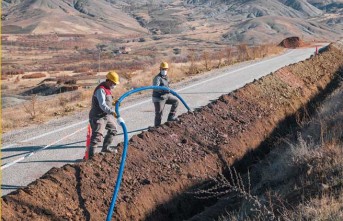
[88,145,96,159]
[167,113,178,122]
[101,146,118,154]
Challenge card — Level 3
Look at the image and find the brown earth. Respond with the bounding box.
[279,37,305,48]
[2,42,343,220]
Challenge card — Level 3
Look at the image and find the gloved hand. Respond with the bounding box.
[112,99,121,107]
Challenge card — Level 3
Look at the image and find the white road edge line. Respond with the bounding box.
[2,144,16,150]
[117,50,296,110]
[2,49,301,149]
[2,120,88,150]
[177,50,295,92]
[1,127,86,170]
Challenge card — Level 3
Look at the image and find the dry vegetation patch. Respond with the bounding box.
[2,42,283,132]
[216,83,343,220]
[191,49,343,220]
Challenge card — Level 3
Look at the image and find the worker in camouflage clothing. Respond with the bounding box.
[88,71,120,159]
[152,62,179,126]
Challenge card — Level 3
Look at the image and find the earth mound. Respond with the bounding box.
[21,83,79,96]
[279,36,305,48]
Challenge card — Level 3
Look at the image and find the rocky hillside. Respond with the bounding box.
[186,0,322,17]
[183,0,342,43]
[308,0,343,12]
[1,0,147,35]
[2,0,343,43]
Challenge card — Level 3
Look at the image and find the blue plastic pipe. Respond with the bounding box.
[106,86,191,221]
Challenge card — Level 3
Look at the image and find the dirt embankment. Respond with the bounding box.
[279,36,305,48]
[2,41,343,221]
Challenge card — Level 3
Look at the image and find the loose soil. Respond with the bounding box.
[2,41,343,221]
[279,36,305,48]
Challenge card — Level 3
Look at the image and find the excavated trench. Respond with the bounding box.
[2,41,343,221]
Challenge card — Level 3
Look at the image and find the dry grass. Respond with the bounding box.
[3,69,25,76]
[201,84,343,220]
[2,89,92,132]
[2,44,283,132]
[23,95,45,120]
[73,72,97,77]
[292,194,343,220]
[217,137,343,220]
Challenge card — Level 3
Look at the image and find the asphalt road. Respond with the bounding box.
[1,47,318,196]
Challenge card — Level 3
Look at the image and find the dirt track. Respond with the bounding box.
[2,41,343,221]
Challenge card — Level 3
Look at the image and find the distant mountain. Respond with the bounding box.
[222,15,340,43]
[278,0,322,16]
[186,0,322,17]
[2,0,147,35]
[184,0,342,43]
[2,0,343,44]
[308,0,343,12]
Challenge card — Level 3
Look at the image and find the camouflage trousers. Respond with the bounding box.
[89,115,117,158]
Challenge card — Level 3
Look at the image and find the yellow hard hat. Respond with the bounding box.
[160,61,169,69]
[106,71,120,84]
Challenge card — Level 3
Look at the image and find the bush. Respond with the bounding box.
[73,72,96,77]
[73,67,92,73]
[1,84,9,90]
[64,79,77,85]
[48,71,60,75]
[152,36,162,40]
[173,48,181,55]
[3,70,24,76]
[56,75,72,84]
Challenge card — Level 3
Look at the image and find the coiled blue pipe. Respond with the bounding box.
[106,86,191,221]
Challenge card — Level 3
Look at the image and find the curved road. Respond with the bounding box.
[1,47,318,196]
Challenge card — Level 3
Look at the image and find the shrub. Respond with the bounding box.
[152,36,162,40]
[3,69,25,76]
[201,51,212,71]
[73,72,96,77]
[56,75,72,84]
[14,76,20,84]
[73,67,92,73]
[23,95,42,120]
[173,48,181,55]
[64,79,77,85]
[48,71,60,75]
[1,84,9,90]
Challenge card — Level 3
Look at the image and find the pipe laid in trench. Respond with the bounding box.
[106,86,191,221]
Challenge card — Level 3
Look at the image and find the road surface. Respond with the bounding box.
[1,47,318,196]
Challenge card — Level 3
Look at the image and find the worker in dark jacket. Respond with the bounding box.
[152,62,179,126]
[88,71,120,159]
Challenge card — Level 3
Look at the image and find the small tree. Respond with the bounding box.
[237,44,251,61]
[187,49,199,75]
[23,95,38,120]
[214,49,225,68]
[201,51,212,71]
[225,46,232,64]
